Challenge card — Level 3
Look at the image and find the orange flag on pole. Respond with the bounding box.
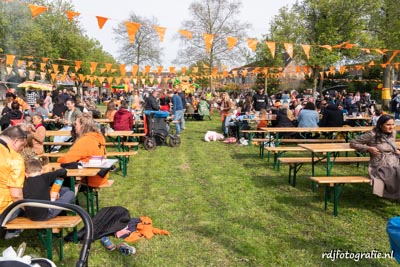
[153,26,166,42]
[265,42,276,59]
[247,39,258,52]
[96,16,109,29]
[125,22,141,43]
[203,34,214,53]
[66,10,80,21]
[28,4,47,19]
[301,45,311,60]
[178,29,192,39]
[5,54,15,66]
[226,36,237,50]
[284,43,294,58]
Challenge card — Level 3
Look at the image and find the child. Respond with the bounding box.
[23,158,74,221]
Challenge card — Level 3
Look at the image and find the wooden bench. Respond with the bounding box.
[310,176,370,216]
[265,146,307,168]
[4,216,81,261]
[79,180,114,217]
[279,157,369,187]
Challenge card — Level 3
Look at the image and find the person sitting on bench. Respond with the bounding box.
[23,158,74,221]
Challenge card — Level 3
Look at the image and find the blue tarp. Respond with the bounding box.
[387,217,400,263]
[144,110,169,118]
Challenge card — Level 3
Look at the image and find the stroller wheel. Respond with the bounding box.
[169,135,181,147]
[143,137,157,150]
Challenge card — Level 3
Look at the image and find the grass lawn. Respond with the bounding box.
[1,111,400,266]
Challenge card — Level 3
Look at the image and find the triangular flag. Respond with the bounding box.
[100,68,106,74]
[203,63,209,69]
[157,77,161,84]
[119,64,126,76]
[157,66,163,76]
[169,66,176,74]
[320,45,332,52]
[66,10,80,21]
[75,61,82,70]
[90,62,98,73]
[105,63,112,72]
[153,26,166,42]
[78,74,84,82]
[17,60,25,67]
[28,4,47,19]
[63,65,69,73]
[50,73,57,82]
[265,42,276,59]
[241,69,248,77]
[226,36,237,50]
[301,45,311,60]
[132,78,137,85]
[192,67,198,73]
[149,77,154,84]
[247,39,258,52]
[181,67,187,74]
[52,64,59,73]
[27,61,34,68]
[96,16,109,29]
[375,49,385,55]
[40,72,46,80]
[284,43,294,58]
[6,67,12,75]
[28,70,35,80]
[5,54,15,66]
[386,50,399,64]
[125,22,141,43]
[107,77,114,85]
[141,78,146,85]
[40,63,46,71]
[178,29,192,39]
[18,69,25,78]
[203,33,214,53]
[368,61,375,66]
[143,65,150,74]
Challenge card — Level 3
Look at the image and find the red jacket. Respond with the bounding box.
[113,109,133,131]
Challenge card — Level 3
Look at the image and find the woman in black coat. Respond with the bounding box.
[319,103,344,127]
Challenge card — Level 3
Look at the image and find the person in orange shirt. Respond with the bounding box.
[57,113,108,187]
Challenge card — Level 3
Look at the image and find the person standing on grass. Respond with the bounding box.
[168,90,184,136]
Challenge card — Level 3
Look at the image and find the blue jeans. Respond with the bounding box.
[173,110,184,135]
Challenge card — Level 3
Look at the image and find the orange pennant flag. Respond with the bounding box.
[203,63,209,69]
[144,65,151,74]
[105,63,112,72]
[178,29,192,39]
[100,68,106,74]
[40,63,46,71]
[90,62,98,73]
[42,57,49,63]
[344,44,356,49]
[157,66,163,75]
[386,50,399,64]
[75,61,82,70]
[27,61,34,68]
[78,74,84,82]
[169,66,176,74]
[368,61,375,66]
[141,78,146,85]
[203,34,214,53]
[247,39,258,52]
[120,64,126,76]
[17,60,25,67]
[50,73,57,82]
[320,45,332,52]
[132,65,139,76]
[125,22,141,43]
[241,69,248,77]
[212,67,218,76]
[375,49,385,55]
[28,70,35,80]
[52,64,59,73]
[284,43,294,58]
[339,66,346,75]
[5,54,15,66]
[192,67,198,73]
[96,16,109,30]
[63,65,69,73]
[181,67,187,74]
[301,45,311,60]
[115,77,121,85]
[107,77,114,85]
[153,26,166,42]
[265,42,276,59]
[6,67,12,75]
[66,10,80,21]
[226,36,237,50]
[28,4,47,19]
[222,70,229,78]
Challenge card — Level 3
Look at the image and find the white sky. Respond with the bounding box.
[69,0,297,67]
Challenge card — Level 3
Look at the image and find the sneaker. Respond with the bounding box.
[5,229,23,240]
[117,243,136,256]
[109,165,117,172]
[101,236,116,251]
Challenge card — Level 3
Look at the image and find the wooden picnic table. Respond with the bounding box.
[45,130,72,137]
[94,118,113,124]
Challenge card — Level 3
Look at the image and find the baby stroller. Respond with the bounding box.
[143,110,180,150]
[0,200,93,267]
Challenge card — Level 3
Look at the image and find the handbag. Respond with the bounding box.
[10,113,24,126]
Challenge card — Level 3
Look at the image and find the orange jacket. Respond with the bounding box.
[57,131,108,187]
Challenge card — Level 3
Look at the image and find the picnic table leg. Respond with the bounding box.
[45,229,53,260]
[248,133,253,146]
[333,184,340,216]
[326,152,331,176]
[311,153,316,192]
[58,230,64,261]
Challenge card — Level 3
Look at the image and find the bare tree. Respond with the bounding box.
[113,12,163,68]
[174,0,250,69]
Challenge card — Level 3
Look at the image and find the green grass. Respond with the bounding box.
[1,112,400,266]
